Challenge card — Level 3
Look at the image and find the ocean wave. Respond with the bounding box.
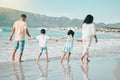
[0,28,3,32]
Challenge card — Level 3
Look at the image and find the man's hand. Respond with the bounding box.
[28,37,31,40]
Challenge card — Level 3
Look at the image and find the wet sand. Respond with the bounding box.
[0,55,120,80]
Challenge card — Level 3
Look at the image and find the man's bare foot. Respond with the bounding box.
[12,56,15,61]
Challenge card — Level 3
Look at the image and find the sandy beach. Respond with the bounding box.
[0,55,120,80]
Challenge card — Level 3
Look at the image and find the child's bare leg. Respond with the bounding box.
[19,52,23,62]
[46,54,48,63]
[12,49,17,61]
[67,52,71,62]
[36,53,42,63]
[60,52,66,62]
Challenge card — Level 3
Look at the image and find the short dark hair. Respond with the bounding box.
[67,30,74,37]
[21,14,27,18]
[83,15,94,24]
[41,29,46,34]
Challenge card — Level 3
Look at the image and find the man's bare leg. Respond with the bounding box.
[12,49,17,61]
[19,52,23,62]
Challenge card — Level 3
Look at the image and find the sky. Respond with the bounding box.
[0,0,120,23]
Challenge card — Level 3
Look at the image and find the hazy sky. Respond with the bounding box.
[0,0,120,23]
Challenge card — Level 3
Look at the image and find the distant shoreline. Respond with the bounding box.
[0,27,120,34]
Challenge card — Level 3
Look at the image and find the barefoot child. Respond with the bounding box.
[28,29,58,63]
[59,30,75,62]
[78,15,98,64]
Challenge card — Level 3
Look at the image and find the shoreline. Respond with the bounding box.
[0,27,120,34]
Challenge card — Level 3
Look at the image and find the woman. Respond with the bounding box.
[78,15,98,64]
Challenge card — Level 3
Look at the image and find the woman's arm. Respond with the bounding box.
[94,35,98,43]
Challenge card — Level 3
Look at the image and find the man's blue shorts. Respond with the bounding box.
[15,40,25,53]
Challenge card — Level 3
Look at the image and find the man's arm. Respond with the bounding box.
[28,37,36,40]
[9,28,15,41]
[25,28,31,37]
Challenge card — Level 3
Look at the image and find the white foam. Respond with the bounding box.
[0,39,120,62]
[0,28,3,32]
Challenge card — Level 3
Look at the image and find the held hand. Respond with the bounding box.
[28,37,31,40]
[55,39,59,42]
[76,39,82,42]
[76,39,79,42]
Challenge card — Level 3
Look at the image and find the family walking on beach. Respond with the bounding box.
[9,14,98,64]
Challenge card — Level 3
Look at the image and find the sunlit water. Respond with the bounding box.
[0,27,120,62]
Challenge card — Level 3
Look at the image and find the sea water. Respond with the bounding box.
[0,27,120,62]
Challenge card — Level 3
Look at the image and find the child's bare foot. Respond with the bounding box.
[19,60,24,62]
[67,59,69,63]
[48,60,50,62]
[60,60,63,63]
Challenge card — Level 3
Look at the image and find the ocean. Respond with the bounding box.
[0,27,120,62]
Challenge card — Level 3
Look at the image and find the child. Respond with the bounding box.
[28,29,58,63]
[59,30,75,62]
[77,15,98,64]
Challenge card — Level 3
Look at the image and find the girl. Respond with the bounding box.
[59,30,75,62]
[77,15,98,64]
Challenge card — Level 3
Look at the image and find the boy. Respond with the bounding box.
[28,29,58,63]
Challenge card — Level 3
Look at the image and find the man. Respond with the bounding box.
[9,14,31,62]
